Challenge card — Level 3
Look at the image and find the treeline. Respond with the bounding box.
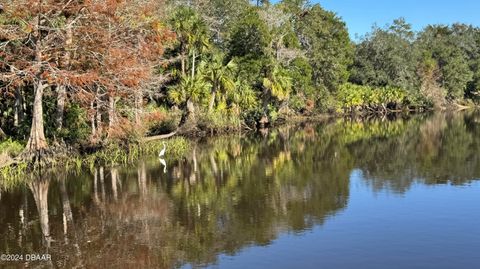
[1,0,480,158]
[350,18,480,109]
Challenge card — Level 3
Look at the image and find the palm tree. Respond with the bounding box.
[228,81,259,112]
[200,54,237,111]
[169,7,210,78]
[263,64,292,102]
[168,75,211,122]
[189,27,210,79]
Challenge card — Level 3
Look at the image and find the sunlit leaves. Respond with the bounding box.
[228,82,259,111]
[263,64,292,101]
[337,83,407,110]
[169,6,210,55]
[168,75,211,106]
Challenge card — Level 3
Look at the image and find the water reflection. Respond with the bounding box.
[1,112,480,268]
[28,178,51,246]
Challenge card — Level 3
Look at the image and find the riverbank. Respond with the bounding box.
[1,104,477,184]
[0,112,333,180]
[0,136,190,182]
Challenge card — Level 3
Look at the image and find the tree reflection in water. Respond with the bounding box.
[28,178,51,247]
[0,112,480,268]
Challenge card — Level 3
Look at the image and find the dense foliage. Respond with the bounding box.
[337,83,407,112]
[351,19,480,107]
[1,0,480,158]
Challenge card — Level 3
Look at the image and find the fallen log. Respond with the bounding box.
[141,131,177,142]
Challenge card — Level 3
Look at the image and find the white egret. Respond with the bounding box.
[159,142,166,157]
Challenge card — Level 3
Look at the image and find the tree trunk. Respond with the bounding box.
[55,85,67,131]
[208,89,216,112]
[108,95,116,135]
[90,100,96,136]
[191,50,196,79]
[96,96,102,137]
[134,89,143,124]
[181,51,186,76]
[55,18,73,132]
[25,3,49,155]
[25,81,48,153]
[14,88,24,127]
[179,99,196,127]
[187,99,195,119]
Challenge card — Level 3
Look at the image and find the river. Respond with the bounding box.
[1,112,479,268]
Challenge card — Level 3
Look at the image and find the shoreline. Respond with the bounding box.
[0,106,477,181]
[0,113,332,176]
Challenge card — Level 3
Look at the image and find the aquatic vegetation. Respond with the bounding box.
[83,137,191,166]
[0,161,28,191]
[0,137,191,188]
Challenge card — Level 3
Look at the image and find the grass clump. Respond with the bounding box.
[0,162,28,191]
[0,139,24,158]
[83,137,191,166]
[198,110,242,132]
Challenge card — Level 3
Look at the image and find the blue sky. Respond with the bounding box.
[316,0,480,39]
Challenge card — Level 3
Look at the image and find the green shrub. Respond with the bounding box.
[0,139,24,157]
[267,104,279,122]
[336,83,408,111]
[290,94,306,112]
[62,103,90,142]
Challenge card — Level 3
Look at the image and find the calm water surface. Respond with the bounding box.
[1,112,480,268]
